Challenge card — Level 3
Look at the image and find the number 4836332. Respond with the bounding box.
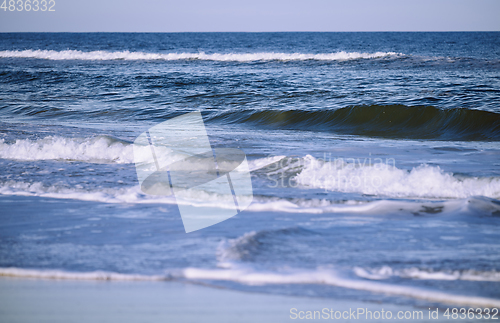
[1,0,56,11]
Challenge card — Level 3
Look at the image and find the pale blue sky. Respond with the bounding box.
[0,0,499,32]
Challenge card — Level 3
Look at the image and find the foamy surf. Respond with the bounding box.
[354,266,500,282]
[0,181,240,210]
[182,267,500,308]
[1,177,500,217]
[0,135,287,168]
[2,266,498,307]
[2,137,500,199]
[0,50,403,62]
[292,155,500,199]
[2,136,500,208]
[0,267,169,281]
[0,136,134,164]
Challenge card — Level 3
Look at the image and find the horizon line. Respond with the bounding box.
[1,31,499,33]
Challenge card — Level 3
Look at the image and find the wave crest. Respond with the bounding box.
[0,136,134,164]
[0,50,402,61]
[292,155,500,199]
[209,105,500,141]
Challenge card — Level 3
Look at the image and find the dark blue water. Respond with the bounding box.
[1,32,500,309]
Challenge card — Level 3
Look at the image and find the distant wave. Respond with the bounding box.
[2,266,499,307]
[2,50,497,67]
[0,50,403,61]
[209,105,500,141]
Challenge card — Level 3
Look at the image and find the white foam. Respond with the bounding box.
[182,267,500,307]
[294,155,500,199]
[0,136,280,169]
[0,178,250,211]
[0,136,134,164]
[1,178,499,217]
[0,50,403,62]
[0,267,169,281]
[0,180,246,209]
[3,266,498,307]
[2,140,500,213]
[247,155,286,172]
[354,266,500,282]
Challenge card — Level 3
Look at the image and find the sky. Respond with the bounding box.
[0,0,499,32]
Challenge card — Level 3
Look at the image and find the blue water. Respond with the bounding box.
[1,32,500,308]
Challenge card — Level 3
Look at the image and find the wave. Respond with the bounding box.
[5,135,498,201]
[2,135,500,203]
[292,155,500,199]
[0,267,169,281]
[2,177,500,216]
[354,266,500,282]
[1,179,500,216]
[0,180,243,210]
[0,134,235,166]
[181,267,500,307]
[208,105,500,141]
[0,50,402,62]
[0,136,134,164]
[2,266,498,307]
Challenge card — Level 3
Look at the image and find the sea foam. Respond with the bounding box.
[1,180,499,216]
[0,136,134,164]
[0,267,169,281]
[293,155,500,199]
[181,267,500,307]
[354,266,500,282]
[0,50,402,61]
[2,136,500,202]
[2,266,498,307]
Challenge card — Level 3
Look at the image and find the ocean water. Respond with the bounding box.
[1,32,500,309]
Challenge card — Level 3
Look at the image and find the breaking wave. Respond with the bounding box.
[0,136,134,164]
[0,50,403,62]
[292,155,500,199]
[2,178,500,216]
